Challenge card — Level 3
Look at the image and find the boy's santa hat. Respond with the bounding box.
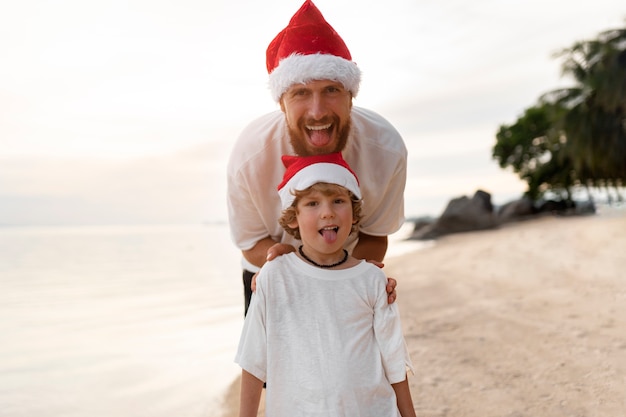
[266,0,361,102]
[277,152,361,209]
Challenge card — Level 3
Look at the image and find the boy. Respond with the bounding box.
[235,153,416,417]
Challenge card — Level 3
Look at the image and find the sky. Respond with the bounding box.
[1,0,624,225]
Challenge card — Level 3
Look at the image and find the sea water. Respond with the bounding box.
[0,222,425,417]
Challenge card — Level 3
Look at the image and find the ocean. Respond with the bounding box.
[0,222,424,417]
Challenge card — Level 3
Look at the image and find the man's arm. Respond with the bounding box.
[239,370,263,417]
[248,232,387,267]
[391,377,417,417]
[351,232,388,262]
[242,236,283,269]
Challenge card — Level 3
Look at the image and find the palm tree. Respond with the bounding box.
[541,27,626,186]
[493,25,626,204]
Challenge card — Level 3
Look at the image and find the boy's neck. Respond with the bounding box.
[297,245,349,269]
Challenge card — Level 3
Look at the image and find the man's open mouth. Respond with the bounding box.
[306,123,333,147]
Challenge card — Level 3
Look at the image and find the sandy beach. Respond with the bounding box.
[219,206,626,417]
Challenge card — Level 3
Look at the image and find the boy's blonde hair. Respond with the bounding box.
[279,182,363,240]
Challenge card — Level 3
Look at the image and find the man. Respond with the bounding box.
[227,0,407,315]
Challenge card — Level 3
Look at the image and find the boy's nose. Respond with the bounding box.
[320,203,335,218]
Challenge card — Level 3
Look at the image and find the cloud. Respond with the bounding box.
[1,0,623,224]
[0,141,233,226]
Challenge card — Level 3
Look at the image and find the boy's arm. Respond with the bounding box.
[239,369,264,417]
[391,376,417,417]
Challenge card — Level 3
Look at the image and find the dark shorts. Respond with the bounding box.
[242,269,255,317]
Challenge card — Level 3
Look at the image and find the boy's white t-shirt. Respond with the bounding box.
[235,253,414,417]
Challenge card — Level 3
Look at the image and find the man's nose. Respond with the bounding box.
[307,93,328,120]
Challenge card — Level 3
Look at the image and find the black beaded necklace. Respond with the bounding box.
[298,245,348,268]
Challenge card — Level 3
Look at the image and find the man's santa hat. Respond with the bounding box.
[266,0,361,102]
[277,152,361,209]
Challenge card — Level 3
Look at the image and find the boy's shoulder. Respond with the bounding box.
[359,260,388,279]
[258,253,296,275]
[261,256,386,280]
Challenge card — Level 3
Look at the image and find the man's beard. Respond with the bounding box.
[288,118,351,156]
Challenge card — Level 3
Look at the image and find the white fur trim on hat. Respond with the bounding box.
[268,53,361,102]
[278,161,361,210]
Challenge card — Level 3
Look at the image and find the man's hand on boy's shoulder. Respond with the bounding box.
[265,243,296,262]
[250,243,297,292]
[386,277,397,304]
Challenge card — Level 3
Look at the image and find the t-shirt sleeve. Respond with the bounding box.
[346,108,408,238]
[226,165,271,251]
[373,282,414,383]
[359,156,406,237]
[234,272,269,381]
[226,112,287,251]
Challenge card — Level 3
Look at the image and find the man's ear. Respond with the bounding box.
[279,98,286,113]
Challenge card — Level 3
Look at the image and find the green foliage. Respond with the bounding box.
[493,24,626,201]
[493,103,572,199]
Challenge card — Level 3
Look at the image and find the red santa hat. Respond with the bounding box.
[277,152,361,209]
[266,0,362,102]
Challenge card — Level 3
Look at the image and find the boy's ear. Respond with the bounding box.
[288,218,299,229]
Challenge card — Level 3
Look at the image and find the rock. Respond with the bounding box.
[409,190,497,240]
[575,200,596,215]
[537,199,572,214]
[497,197,537,223]
[407,191,598,241]
[410,218,435,235]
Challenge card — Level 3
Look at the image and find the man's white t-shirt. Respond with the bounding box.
[227,106,407,272]
[235,253,414,417]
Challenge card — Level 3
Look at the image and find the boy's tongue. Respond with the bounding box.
[321,228,338,244]
[309,129,332,147]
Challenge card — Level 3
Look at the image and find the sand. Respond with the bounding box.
[219,206,626,417]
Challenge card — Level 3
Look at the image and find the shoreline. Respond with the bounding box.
[218,206,626,416]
